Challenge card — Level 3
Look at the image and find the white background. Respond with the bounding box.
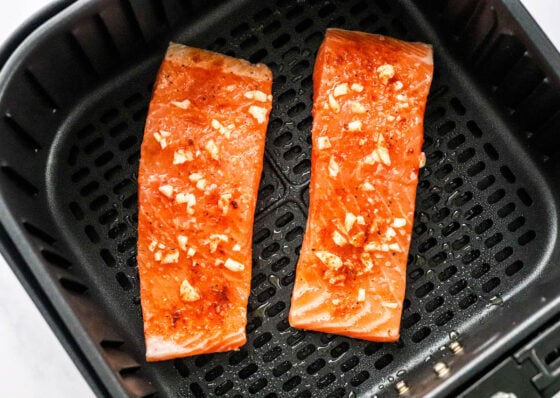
[0,1,559,397]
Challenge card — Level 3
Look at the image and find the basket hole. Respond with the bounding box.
[411,327,431,343]
[231,22,249,37]
[359,13,379,29]
[253,7,272,21]
[518,230,536,246]
[425,107,445,124]
[204,365,223,382]
[215,380,233,396]
[445,177,463,193]
[104,165,122,181]
[457,147,476,163]
[430,251,447,266]
[261,243,279,259]
[229,349,248,366]
[80,181,99,197]
[173,359,189,377]
[257,287,275,302]
[506,260,524,276]
[253,332,272,348]
[415,282,434,298]
[408,268,423,282]
[297,343,316,360]
[418,238,437,253]
[1,166,39,196]
[477,175,495,190]
[350,370,369,387]
[402,313,420,329]
[246,316,261,334]
[100,109,118,123]
[413,223,427,236]
[435,310,454,326]
[317,373,336,389]
[85,225,100,243]
[281,272,295,286]
[250,49,268,63]
[288,102,306,117]
[305,32,323,47]
[60,278,88,294]
[293,159,311,175]
[189,383,205,398]
[307,358,326,374]
[100,249,116,267]
[282,375,301,391]
[439,266,457,281]
[458,293,477,309]
[465,204,483,220]
[249,378,268,394]
[451,236,469,251]
[271,257,290,272]
[331,342,349,358]
[340,356,359,372]
[467,120,483,137]
[296,18,313,32]
[485,233,503,248]
[287,330,305,346]
[482,277,501,293]
[432,207,450,222]
[284,146,302,160]
[23,222,56,245]
[517,188,533,206]
[475,219,493,234]
[240,35,258,49]
[123,193,137,209]
[447,134,465,150]
[90,195,108,211]
[116,272,132,291]
[425,296,444,312]
[119,135,138,151]
[69,202,84,220]
[472,263,491,279]
[468,161,485,176]
[286,227,303,242]
[67,145,80,166]
[287,4,304,18]
[42,250,72,269]
[263,346,282,362]
[435,164,452,179]
[99,208,118,225]
[318,3,336,17]
[71,167,90,183]
[495,247,513,262]
[442,222,460,237]
[437,121,455,136]
[77,124,95,140]
[298,116,313,132]
[278,89,296,105]
[508,216,525,232]
[84,137,104,154]
[497,202,515,218]
[462,249,480,264]
[500,166,516,183]
[266,301,286,317]
[452,191,474,207]
[450,98,466,115]
[488,188,505,204]
[291,60,310,75]
[449,279,467,295]
[421,193,441,208]
[483,143,499,160]
[273,361,291,377]
[109,122,128,138]
[272,33,290,48]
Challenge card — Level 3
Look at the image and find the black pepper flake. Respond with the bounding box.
[231,200,239,209]
[187,139,194,145]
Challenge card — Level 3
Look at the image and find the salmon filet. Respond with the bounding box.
[137,43,272,361]
[289,29,433,341]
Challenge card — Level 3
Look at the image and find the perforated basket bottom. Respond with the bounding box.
[48,0,550,396]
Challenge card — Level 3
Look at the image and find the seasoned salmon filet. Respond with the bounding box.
[137,43,272,361]
[289,29,433,341]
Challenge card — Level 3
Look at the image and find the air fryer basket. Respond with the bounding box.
[1,0,560,397]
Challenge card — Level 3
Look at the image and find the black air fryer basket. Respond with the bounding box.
[1,0,560,397]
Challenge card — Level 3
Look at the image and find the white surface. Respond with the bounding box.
[0,1,558,397]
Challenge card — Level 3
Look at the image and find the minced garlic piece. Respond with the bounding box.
[419,152,426,168]
[153,131,170,149]
[382,302,399,308]
[351,83,364,92]
[387,115,396,122]
[396,94,407,102]
[360,252,374,272]
[349,232,365,247]
[356,215,366,225]
[171,99,191,109]
[332,230,347,246]
[315,251,343,270]
[154,251,162,261]
[248,105,268,124]
[189,173,203,182]
[386,227,397,239]
[394,81,403,91]
[173,149,193,164]
[232,243,241,252]
[345,212,357,232]
[244,90,268,102]
[208,234,228,253]
[328,94,340,112]
[211,119,232,139]
[332,299,341,305]
[328,156,339,177]
[357,288,366,302]
[351,102,366,114]
[162,251,179,264]
[317,136,331,149]
[178,235,188,251]
[388,243,401,252]
[180,279,200,302]
[218,193,233,215]
[205,140,219,160]
[187,247,196,257]
[158,185,174,198]
[196,179,207,190]
[361,182,374,191]
[377,64,395,84]
[393,218,407,228]
[224,258,244,272]
[347,120,362,132]
[148,240,157,252]
[333,83,349,97]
